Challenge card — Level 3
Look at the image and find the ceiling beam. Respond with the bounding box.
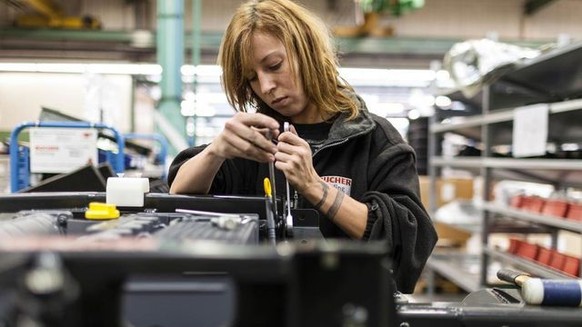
[0,28,550,54]
[0,28,552,67]
[524,0,556,16]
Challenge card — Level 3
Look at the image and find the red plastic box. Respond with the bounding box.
[536,246,553,266]
[549,251,567,271]
[510,195,525,209]
[523,196,545,213]
[516,241,539,261]
[507,238,522,254]
[566,202,582,221]
[541,199,569,218]
[562,255,581,277]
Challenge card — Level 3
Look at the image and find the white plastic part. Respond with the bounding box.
[283,121,294,236]
[521,278,544,305]
[106,177,150,207]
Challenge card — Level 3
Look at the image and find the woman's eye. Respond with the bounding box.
[269,62,282,71]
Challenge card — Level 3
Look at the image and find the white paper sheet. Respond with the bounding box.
[512,104,549,158]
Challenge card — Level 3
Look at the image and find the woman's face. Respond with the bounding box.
[248,32,318,123]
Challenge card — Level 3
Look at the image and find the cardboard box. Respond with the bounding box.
[419,176,474,210]
[419,176,475,248]
[434,221,472,248]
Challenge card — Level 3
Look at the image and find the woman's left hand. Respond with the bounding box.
[274,125,320,193]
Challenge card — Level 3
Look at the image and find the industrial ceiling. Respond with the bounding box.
[0,0,567,68]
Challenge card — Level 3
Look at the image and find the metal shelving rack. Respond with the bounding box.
[427,40,582,290]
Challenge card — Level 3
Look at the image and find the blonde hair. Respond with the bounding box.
[218,0,359,120]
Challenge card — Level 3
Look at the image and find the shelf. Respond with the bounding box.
[433,157,582,187]
[431,157,582,187]
[433,98,582,133]
[484,247,574,279]
[432,157,582,170]
[483,203,582,234]
[440,41,582,113]
[440,79,549,113]
[504,41,582,101]
[431,157,482,168]
[429,41,582,295]
[431,98,582,145]
[430,157,582,187]
[484,158,582,170]
[426,250,481,292]
[487,218,558,234]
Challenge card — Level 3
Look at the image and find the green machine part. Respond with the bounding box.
[359,0,425,16]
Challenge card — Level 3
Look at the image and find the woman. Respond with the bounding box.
[168,0,436,293]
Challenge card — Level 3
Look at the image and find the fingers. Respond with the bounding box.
[274,125,314,187]
[215,113,280,162]
[221,130,275,162]
[251,126,280,146]
[240,113,279,152]
[277,124,308,150]
[237,112,280,140]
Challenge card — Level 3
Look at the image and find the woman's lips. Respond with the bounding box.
[272,96,287,106]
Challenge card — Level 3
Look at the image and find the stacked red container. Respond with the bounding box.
[507,239,581,277]
[541,198,569,217]
[566,201,582,221]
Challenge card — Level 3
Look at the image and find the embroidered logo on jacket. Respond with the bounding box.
[322,176,352,196]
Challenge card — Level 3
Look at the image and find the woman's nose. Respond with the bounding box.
[258,73,275,95]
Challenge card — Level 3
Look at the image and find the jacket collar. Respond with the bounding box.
[325,94,376,145]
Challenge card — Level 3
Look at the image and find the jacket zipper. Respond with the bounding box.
[297,119,373,208]
[312,125,371,158]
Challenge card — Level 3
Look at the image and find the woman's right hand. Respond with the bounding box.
[208,112,280,163]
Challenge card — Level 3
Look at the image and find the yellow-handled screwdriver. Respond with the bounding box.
[264,178,276,245]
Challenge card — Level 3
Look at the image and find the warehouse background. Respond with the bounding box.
[1,0,581,140]
[0,0,581,300]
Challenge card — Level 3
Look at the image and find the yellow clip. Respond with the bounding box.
[85,202,120,220]
[263,178,272,198]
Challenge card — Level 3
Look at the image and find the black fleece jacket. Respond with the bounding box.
[168,98,437,293]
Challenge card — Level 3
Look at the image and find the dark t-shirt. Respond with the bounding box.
[293,121,332,152]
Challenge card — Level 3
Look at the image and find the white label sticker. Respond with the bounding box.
[29,128,98,173]
[513,104,549,158]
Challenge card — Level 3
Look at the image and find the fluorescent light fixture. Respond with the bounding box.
[435,95,452,108]
[339,68,438,87]
[181,64,222,77]
[407,109,421,120]
[180,100,196,116]
[0,62,453,88]
[180,100,217,117]
[0,62,161,75]
[181,64,222,83]
[386,117,410,136]
[436,70,450,81]
[562,143,580,151]
[88,63,161,75]
[369,103,406,117]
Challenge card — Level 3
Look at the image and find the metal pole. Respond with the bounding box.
[156,0,186,155]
